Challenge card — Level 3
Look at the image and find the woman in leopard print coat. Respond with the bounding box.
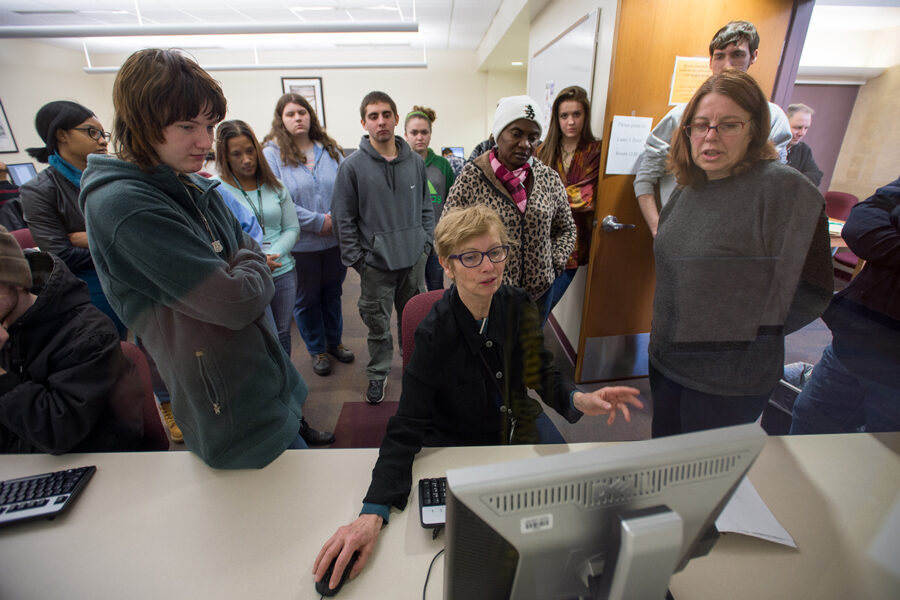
[445,96,575,321]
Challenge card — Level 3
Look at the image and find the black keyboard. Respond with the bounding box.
[0,466,96,527]
[418,476,447,528]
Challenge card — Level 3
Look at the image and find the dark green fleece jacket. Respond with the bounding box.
[80,154,307,469]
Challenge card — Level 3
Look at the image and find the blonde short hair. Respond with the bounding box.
[434,205,513,260]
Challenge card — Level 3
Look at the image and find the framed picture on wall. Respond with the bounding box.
[280,77,325,128]
[0,99,19,154]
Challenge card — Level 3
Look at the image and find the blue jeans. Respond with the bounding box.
[536,268,577,325]
[136,337,170,405]
[270,270,297,357]
[79,269,127,340]
[286,433,309,449]
[535,411,566,444]
[293,246,346,355]
[790,344,900,434]
[424,249,444,291]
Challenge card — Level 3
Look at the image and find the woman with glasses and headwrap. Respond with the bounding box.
[19,100,124,337]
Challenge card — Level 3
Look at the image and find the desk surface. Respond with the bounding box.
[1,434,899,599]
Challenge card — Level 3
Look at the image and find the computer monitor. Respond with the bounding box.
[6,163,38,186]
[441,146,464,159]
[444,424,766,600]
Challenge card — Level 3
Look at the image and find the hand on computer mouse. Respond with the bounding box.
[313,513,383,591]
[315,550,359,597]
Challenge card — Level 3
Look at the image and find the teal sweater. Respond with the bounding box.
[214,178,299,278]
[80,154,307,469]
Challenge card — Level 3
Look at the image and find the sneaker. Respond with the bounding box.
[366,379,386,405]
[327,343,355,363]
[312,353,332,376]
[158,402,183,443]
[298,417,335,446]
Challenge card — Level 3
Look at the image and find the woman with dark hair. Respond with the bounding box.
[80,49,324,468]
[650,69,833,437]
[19,100,125,337]
[445,95,576,325]
[262,93,353,377]
[536,85,602,310]
[214,119,299,358]
[403,104,455,291]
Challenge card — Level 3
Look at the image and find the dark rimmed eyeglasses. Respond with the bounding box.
[684,121,746,138]
[449,245,510,268]
[72,126,110,142]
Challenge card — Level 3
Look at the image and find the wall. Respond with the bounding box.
[830,63,900,200]
[0,39,116,166]
[0,39,525,165]
[789,84,860,193]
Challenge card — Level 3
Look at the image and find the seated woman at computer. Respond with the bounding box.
[313,204,643,591]
[19,100,125,338]
[649,69,832,438]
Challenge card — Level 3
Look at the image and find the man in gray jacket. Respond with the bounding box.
[332,91,434,404]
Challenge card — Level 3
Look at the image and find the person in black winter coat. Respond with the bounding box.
[0,226,143,453]
[791,176,900,433]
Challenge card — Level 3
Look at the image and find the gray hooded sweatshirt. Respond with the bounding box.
[331,135,434,272]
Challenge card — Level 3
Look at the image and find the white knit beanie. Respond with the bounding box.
[492,95,544,143]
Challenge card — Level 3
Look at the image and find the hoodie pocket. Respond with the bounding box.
[371,225,426,271]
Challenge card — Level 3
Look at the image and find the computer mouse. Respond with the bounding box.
[315,550,360,597]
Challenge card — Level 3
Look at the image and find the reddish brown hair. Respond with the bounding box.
[668,69,777,187]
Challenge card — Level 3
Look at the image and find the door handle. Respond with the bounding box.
[601,215,636,232]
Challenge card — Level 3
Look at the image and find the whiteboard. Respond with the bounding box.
[527,10,600,134]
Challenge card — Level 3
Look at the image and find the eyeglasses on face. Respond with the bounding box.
[72,126,110,141]
[449,245,510,268]
[684,121,746,138]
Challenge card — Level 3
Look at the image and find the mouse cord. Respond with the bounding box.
[422,547,445,600]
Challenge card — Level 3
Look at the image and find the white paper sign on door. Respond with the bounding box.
[605,115,653,175]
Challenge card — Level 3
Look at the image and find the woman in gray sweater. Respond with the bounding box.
[650,69,833,437]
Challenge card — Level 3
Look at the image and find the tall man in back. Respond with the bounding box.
[332,91,434,405]
[634,20,792,236]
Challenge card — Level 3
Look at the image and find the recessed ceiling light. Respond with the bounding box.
[511,61,523,66]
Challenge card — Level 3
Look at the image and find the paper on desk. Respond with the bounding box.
[715,477,796,548]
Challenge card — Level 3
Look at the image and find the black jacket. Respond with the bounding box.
[787,142,823,187]
[363,284,581,510]
[0,252,143,454]
[20,166,94,274]
[823,176,900,384]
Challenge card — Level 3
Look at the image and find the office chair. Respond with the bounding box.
[400,290,445,368]
[10,227,36,250]
[119,341,169,451]
[824,191,861,281]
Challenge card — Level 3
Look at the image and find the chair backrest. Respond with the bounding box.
[119,341,169,451]
[401,289,445,368]
[824,191,859,221]
[10,228,35,249]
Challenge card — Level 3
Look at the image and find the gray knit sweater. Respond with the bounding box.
[650,161,833,395]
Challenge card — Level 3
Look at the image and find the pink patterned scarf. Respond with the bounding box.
[489,148,530,213]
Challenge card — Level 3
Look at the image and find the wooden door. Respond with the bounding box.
[575,0,796,382]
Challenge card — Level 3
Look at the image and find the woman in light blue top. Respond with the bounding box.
[215,119,299,356]
[262,93,354,377]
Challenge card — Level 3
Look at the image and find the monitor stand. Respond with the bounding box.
[583,506,684,600]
